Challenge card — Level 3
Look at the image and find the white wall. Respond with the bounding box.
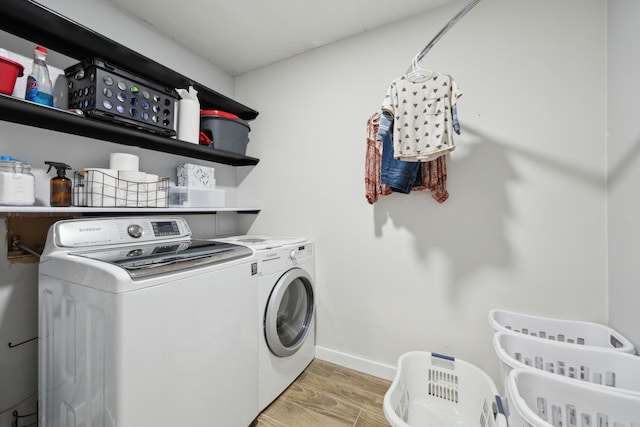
[236,0,608,381]
[607,0,640,349]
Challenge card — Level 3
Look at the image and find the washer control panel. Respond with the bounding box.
[151,220,182,237]
[127,224,144,238]
[54,217,191,248]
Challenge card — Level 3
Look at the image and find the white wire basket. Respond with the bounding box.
[383,351,508,427]
[507,368,640,427]
[488,309,636,354]
[493,331,640,398]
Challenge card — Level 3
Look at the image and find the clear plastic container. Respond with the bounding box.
[168,186,225,208]
[0,159,35,205]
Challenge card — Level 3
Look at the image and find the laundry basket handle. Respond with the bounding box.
[493,395,508,427]
[431,352,456,370]
[494,395,505,416]
[431,352,455,362]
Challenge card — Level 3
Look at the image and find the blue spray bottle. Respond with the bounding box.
[25,46,54,107]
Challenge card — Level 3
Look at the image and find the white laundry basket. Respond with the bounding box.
[488,309,635,354]
[383,351,508,427]
[493,331,640,397]
[506,368,640,427]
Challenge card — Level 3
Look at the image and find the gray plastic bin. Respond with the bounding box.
[200,111,251,155]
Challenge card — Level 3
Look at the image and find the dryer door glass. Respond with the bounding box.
[265,268,314,357]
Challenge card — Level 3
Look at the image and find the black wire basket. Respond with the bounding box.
[73,170,168,207]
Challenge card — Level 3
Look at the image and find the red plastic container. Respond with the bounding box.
[200,109,239,120]
[0,56,24,95]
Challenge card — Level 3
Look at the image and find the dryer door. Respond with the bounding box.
[264,267,314,357]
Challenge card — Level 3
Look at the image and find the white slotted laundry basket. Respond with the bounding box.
[507,368,640,427]
[383,351,508,427]
[488,309,636,354]
[493,331,640,397]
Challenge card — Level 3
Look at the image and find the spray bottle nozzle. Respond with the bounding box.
[45,161,72,177]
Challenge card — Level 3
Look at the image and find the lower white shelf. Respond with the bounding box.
[0,206,260,214]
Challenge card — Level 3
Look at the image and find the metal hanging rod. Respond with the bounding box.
[10,235,42,258]
[408,0,482,71]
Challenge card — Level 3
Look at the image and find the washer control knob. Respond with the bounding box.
[289,249,298,260]
[127,224,143,238]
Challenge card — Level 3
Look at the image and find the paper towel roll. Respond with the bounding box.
[77,168,118,207]
[109,153,139,171]
[84,168,118,196]
[118,170,146,182]
[118,171,147,207]
[177,99,200,144]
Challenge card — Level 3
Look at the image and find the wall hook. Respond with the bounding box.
[8,336,37,348]
[12,408,37,427]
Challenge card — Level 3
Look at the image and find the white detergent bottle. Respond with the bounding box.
[25,46,54,107]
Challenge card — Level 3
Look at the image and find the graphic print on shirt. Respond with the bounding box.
[381,73,462,162]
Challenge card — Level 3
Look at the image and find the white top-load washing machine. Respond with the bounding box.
[38,217,258,427]
[216,236,315,411]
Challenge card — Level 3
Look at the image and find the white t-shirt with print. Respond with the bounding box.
[381,73,462,162]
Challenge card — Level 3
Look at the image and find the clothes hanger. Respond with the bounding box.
[405,54,434,81]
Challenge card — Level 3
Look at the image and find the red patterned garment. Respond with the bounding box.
[423,155,449,203]
[365,112,392,204]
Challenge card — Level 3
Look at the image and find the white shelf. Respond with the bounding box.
[0,206,260,214]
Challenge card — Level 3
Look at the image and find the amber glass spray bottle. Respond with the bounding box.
[44,161,72,207]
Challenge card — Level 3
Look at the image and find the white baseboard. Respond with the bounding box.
[314,346,396,381]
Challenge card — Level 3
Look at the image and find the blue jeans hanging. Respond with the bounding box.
[377,111,422,194]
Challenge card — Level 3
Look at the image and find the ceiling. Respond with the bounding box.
[108,0,456,76]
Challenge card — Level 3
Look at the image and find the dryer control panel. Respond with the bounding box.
[54,216,191,248]
[288,243,313,262]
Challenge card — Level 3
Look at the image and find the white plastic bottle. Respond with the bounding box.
[25,46,54,107]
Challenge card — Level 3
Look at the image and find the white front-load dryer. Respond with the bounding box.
[257,241,315,411]
[217,236,315,411]
[257,242,315,410]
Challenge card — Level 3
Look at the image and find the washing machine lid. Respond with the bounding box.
[69,240,253,279]
[219,235,307,250]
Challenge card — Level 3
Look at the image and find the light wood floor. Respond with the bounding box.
[251,359,392,427]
